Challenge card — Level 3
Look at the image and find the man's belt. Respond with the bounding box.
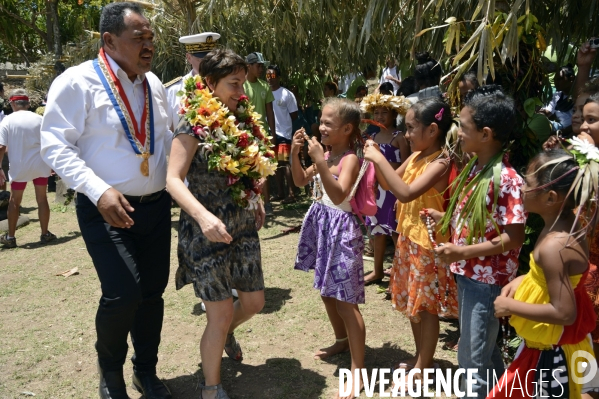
[123,189,165,204]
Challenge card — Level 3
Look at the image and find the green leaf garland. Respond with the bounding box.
[440,150,506,245]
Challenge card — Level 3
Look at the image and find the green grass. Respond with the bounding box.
[0,190,459,398]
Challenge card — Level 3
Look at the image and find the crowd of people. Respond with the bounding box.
[2,2,599,399]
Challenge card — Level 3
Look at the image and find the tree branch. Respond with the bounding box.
[0,4,49,45]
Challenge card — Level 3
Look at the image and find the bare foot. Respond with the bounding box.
[393,356,417,370]
[313,340,350,360]
[364,272,383,284]
[335,378,363,399]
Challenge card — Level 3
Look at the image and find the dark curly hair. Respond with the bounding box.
[463,84,516,146]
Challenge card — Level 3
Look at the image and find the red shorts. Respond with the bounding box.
[11,177,48,191]
[277,144,291,162]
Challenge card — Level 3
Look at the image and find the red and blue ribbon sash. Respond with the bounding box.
[93,48,154,156]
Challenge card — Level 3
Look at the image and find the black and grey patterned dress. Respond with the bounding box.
[174,122,264,302]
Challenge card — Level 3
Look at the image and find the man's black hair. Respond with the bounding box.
[379,82,394,95]
[0,82,3,92]
[99,2,144,46]
[463,84,516,145]
[355,85,368,96]
[267,64,281,77]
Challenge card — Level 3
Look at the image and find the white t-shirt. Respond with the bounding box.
[380,66,401,93]
[271,87,298,140]
[0,110,51,182]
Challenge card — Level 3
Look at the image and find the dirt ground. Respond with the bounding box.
[0,188,459,399]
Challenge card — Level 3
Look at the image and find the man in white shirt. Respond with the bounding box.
[0,89,55,249]
[266,65,298,202]
[164,32,220,131]
[379,56,402,94]
[40,3,172,399]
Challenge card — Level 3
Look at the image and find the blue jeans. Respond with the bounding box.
[456,274,505,398]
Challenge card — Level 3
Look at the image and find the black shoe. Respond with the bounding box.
[132,371,172,399]
[98,366,131,399]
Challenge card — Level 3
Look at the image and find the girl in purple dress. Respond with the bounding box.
[360,94,411,284]
[290,98,365,399]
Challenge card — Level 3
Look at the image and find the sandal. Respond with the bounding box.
[200,382,230,399]
[224,332,243,361]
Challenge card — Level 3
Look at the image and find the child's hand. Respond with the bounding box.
[433,243,463,264]
[500,275,524,299]
[363,140,384,163]
[307,137,325,164]
[494,296,512,318]
[291,128,307,156]
[420,208,443,225]
[542,135,562,151]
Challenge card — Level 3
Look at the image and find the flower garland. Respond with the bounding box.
[178,75,277,209]
[359,93,412,115]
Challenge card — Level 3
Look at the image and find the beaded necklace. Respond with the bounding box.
[422,208,450,313]
[500,318,512,362]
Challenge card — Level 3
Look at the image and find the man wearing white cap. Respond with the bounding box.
[164,32,220,131]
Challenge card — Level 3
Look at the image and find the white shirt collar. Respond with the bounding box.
[105,52,145,84]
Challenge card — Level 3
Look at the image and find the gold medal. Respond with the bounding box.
[140,152,150,177]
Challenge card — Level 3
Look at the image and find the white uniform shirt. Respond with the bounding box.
[165,71,192,132]
[271,87,298,141]
[379,66,401,93]
[40,53,172,205]
[0,110,51,182]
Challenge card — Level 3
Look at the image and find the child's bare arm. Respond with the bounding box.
[366,150,448,203]
[317,153,359,205]
[435,224,525,264]
[494,244,581,325]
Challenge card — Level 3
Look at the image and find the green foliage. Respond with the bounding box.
[439,151,505,244]
[0,0,105,64]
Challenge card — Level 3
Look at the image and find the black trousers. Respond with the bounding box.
[76,191,171,373]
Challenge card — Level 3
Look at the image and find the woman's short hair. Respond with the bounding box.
[199,49,247,87]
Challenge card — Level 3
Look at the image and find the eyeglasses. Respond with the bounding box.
[266,73,277,79]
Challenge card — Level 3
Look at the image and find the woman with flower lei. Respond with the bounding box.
[166,49,275,399]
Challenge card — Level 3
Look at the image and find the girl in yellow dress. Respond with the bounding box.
[490,146,599,398]
[364,97,459,380]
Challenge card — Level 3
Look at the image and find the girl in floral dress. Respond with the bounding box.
[291,98,366,399]
[364,98,458,379]
[359,93,411,284]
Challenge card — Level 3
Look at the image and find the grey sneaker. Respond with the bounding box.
[264,202,274,215]
[0,234,16,248]
[40,231,57,243]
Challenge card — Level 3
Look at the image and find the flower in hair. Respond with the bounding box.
[568,137,599,164]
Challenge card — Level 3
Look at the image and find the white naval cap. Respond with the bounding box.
[179,32,221,58]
